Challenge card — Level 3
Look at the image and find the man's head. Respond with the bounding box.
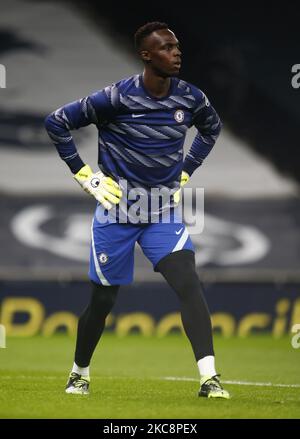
[134,21,182,77]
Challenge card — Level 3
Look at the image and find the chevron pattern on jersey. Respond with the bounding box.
[101,140,183,168]
[120,94,195,110]
[107,122,188,140]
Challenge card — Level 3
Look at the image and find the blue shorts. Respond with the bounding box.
[89,208,194,285]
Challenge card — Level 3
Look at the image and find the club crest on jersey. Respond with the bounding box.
[99,253,109,264]
[174,109,184,123]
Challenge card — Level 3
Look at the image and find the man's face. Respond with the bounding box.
[141,29,182,77]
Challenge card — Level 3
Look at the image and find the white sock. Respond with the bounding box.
[72,362,90,377]
[197,355,217,378]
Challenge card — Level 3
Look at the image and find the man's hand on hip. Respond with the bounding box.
[173,170,190,204]
[74,164,122,210]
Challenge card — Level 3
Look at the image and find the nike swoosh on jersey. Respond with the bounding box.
[175,227,183,235]
[132,114,145,118]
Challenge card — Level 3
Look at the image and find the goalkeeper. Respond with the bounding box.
[45,21,229,399]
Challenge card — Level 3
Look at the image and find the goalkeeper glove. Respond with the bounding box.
[173,170,190,204]
[74,164,122,210]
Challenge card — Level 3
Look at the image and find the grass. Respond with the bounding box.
[0,333,299,419]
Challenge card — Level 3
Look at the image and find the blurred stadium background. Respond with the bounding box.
[0,0,299,341]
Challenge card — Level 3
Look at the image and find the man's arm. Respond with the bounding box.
[44,87,115,174]
[44,86,122,209]
[183,91,222,177]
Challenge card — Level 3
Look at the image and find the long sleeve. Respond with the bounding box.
[183,91,222,176]
[44,87,116,174]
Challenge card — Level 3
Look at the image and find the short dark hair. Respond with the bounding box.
[134,21,169,51]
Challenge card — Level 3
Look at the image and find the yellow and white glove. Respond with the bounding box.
[74,164,122,210]
[173,170,190,204]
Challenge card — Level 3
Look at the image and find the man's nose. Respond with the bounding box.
[174,47,182,56]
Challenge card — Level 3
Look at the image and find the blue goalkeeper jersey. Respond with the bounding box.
[45,74,221,222]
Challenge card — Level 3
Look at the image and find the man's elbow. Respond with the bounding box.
[218,119,223,135]
[44,113,54,132]
[213,118,222,138]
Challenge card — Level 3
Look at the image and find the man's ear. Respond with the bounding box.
[140,50,151,63]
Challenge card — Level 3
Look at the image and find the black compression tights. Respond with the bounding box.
[74,281,119,367]
[156,250,214,362]
[75,250,213,367]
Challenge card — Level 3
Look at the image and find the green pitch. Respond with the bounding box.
[0,334,299,419]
